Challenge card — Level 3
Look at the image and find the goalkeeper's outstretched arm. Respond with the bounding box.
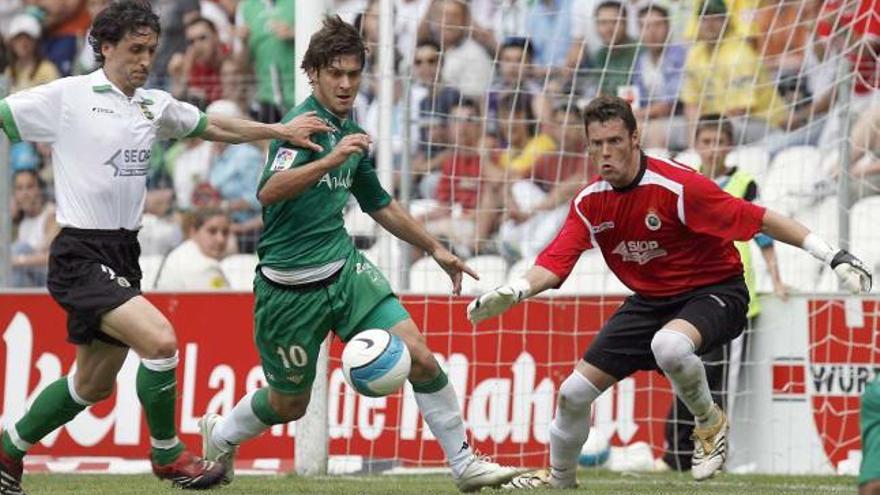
[761,209,872,294]
[467,265,561,323]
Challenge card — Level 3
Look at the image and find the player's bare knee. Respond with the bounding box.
[407,346,438,383]
[651,329,695,373]
[860,480,880,495]
[270,392,310,422]
[73,374,114,403]
[143,332,178,360]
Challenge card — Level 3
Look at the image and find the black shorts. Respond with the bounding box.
[47,228,143,347]
[583,275,749,380]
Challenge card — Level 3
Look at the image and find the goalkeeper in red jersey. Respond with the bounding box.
[467,95,873,488]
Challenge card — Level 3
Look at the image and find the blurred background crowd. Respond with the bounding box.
[3,0,879,292]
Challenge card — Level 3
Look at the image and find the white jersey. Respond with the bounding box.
[155,239,228,290]
[0,69,206,230]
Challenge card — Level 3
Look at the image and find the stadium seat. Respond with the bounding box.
[644,148,671,159]
[344,206,377,246]
[762,146,824,216]
[139,254,164,291]
[850,196,880,275]
[460,255,507,295]
[221,254,258,290]
[726,145,770,179]
[408,256,453,294]
[362,234,404,291]
[673,149,701,169]
[794,196,839,242]
[555,250,613,295]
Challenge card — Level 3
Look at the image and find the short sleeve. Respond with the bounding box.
[257,141,314,192]
[351,155,392,212]
[157,96,206,141]
[0,79,66,143]
[535,200,594,286]
[683,173,766,243]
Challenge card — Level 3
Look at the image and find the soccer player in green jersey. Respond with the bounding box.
[198,16,521,492]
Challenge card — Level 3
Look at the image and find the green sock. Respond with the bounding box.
[251,388,287,425]
[136,361,184,465]
[2,377,88,461]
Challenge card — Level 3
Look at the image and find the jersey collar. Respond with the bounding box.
[612,151,648,192]
[89,69,149,103]
[308,94,348,131]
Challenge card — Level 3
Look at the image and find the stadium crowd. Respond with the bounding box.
[4,0,880,289]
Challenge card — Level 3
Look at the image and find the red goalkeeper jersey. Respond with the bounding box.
[535,153,766,297]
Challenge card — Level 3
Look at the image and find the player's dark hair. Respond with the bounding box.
[596,1,626,16]
[89,0,160,66]
[185,16,218,34]
[582,95,638,137]
[696,113,734,143]
[302,15,367,74]
[499,37,533,62]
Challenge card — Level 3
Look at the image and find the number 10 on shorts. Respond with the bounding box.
[276,345,308,368]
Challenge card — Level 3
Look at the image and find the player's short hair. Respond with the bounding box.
[582,95,638,137]
[301,15,367,74]
[185,17,218,34]
[89,0,161,66]
[695,113,734,143]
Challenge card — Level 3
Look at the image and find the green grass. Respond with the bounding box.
[19,471,855,494]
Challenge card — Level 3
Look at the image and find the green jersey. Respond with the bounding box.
[237,0,297,109]
[257,95,392,270]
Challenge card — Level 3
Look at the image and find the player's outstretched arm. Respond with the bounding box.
[761,209,872,293]
[201,111,331,148]
[467,266,561,323]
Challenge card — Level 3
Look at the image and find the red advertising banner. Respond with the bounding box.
[0,293,674,466]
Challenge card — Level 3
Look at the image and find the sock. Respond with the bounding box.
[651,329,719,428]
[213,389,276,452]
[549,372,601,484]
[1,376,90,460]
[412,371,472,478]
[137,353,184,465]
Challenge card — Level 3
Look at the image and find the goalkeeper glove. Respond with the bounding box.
[467,279,531,324]
[830,250,873,294]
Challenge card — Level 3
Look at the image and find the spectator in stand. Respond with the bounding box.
[487,37,544,125]
[661,115,786,471]
[425,0,494,98]
[495,93,556,178]
[682,0,759,42]
[525,0,574,69]
[752,0,818,80]
[845,104,880,201]
[203,99,265,254]
[565,0,640,72]
[409,39,461,198]
[148,0,201,89]
[10,169,59,288]
[589,1,639,97]
[220,58,256,119]
[499,103,592,260]
[234,0,296,122]
[200,0,234,47]
[5,14,60,93]
[420,0,497,58]
[417,99,502,257]
[29,0,91,76]
[681,0,786,145]
[167,17,227,107]
[138,188,183,258]
[155,208,231,290]
[631,3,688,151]
[74,0,111,74]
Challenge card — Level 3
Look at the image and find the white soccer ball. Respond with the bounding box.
[342,329,411,397]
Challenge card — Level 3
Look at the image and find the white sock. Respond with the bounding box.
[213,390,270,452]
[651,329,719,427]
[549,372,601,484]
[414,381,472,478]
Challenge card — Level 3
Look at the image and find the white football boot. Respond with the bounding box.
[691,405,729,481]
[454,452,523,492]
[198,413,237,485]
[502,469,578,490]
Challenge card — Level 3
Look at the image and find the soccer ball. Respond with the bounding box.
[342,329,411,397]
[578,431,611,467]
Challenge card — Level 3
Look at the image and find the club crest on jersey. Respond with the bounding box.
[612,240,668,265]
[271,148,298,171]
[645,210,662,231]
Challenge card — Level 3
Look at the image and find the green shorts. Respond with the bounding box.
[861,378,880,485]
[254,249,410,394]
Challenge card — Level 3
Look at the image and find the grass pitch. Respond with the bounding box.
[20,470,853,494]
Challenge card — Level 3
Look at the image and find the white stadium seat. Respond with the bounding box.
[726,145,770,179]
[673,149,701,170]
[139,254,164,291]
[460,255,507,296]
[221,254,259,290]
[761,146,824,216]
[555,250,625,295]
[344,206,377,241]
[408,256,453,294]
[850,196,880,275]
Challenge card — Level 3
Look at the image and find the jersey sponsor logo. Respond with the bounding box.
[591,221,615,234]
[103,148,151,177]
[271,148,298,171]
[645,211,662,231]
[91,106,115,115]
[318,168,353,191]
[611,240,668,265]
[136,101,154,120]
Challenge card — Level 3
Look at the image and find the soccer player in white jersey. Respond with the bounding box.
[0,2,329,493]
[467,95,873,488]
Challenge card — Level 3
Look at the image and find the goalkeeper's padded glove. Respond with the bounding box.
[830,250,873,294]
[467,279,531,324]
